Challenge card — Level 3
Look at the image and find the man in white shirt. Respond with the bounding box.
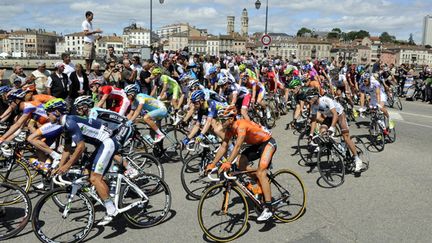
[61,53,75,78]
[82,11,102,75]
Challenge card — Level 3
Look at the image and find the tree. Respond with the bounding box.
[425,44,432,49]
[297,27,312,37]
[331,28,342,33]
[356,30,370,39]
[408,33,415,45]
[380,32,396,43]
[327,28,342,39]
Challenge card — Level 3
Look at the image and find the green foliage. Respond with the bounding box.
[297,27,312,37]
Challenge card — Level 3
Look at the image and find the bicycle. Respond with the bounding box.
[32,170,171,242]
[0,182,32,240]
[314,134,370,187]
[387,85,403,110]
[197,165,306,242]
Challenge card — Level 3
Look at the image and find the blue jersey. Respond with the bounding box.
[62,115,113,146]
[197,99,227,122]
[132,93,165,112]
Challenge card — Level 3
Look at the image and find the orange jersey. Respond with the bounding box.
[32,94,55,103]
[226,119,271,145]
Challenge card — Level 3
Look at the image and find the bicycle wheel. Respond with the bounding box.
[269,169,306,222]
[161,127,187,162]
[369,122,385,152]
[119,173,171,228]
[129,152,164,179]
[0,182,32,240]
[0,159,32,192]
[351,136,370,172]
[297,131,318,165]
[32,188,94,243]
[265,105,277,128]
[386,126,397,144]
[197,183,248,242]
[317,146,345,187]
[394,95,403,110]
[180,153,216,200]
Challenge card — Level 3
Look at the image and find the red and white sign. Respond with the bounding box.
[261,34,272,46]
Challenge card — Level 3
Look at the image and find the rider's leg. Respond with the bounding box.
[257,142,276,203]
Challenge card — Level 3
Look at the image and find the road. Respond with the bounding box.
[7,100,432,243]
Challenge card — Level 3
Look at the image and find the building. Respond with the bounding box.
[330,45,359,63]
[392,46,432,65]
[5,29,58,57]
[0,34,10,55]
[361,37,382,62]
[380,49,397,66]
[157,23,190,41]
[168,32,189,51]
[188,36,207,54]
[227,16,235,35]
[60,32,85,56]
[96,35,124,56]
[123,23,152,48]
[206,36,220,56]
[219,34,246,54]
[241,8,249,37]
[297,38,332,60]
[422,15,432,46]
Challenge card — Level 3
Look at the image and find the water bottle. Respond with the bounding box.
[337,141,346,154]
[109,180,117,198]
[378,119,386,129]
[144,134,154,144]
[340,141,347,153]
[110,164,119,173]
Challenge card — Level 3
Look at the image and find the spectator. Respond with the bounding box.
[9,65,27,87]
[103,46,118,66]
[88,62,104,82]
[139,60,153,95]
[121,59,137,88]
[47,62,69,99]
[62,53,75,77]
[82,11,102,74]
[69,63,90,100]
[103,59,122,86]
[30,62,51,94]
[130,55,143,81]
[120,52,129,64]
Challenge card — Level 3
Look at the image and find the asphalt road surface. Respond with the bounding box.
[7,100,432,243]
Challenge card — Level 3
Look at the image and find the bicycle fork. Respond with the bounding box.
[63,183,83,219]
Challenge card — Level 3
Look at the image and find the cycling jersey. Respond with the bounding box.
[132,93,167,119]
[37,122,63,146]
[311,96,344,117]
[197,99,227,122]
[32,94,54,103]
[245,68,257,79]
[61,115,119,175]
[360,79,387,105]
[99,86,130,115]
[22,101,49,124]
[224,83,249,99]
[226,119,271,145]
[160,74,181,99]
[333,74,346,88]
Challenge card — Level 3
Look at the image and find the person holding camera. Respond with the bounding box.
[103,59,122,87]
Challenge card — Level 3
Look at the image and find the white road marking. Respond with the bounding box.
[397,120,432,129]
[397,111,432,119]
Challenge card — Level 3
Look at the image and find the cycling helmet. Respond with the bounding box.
[190,90,205,103]
[188,80,201,90]
[284,67,294,76]
[208,66,217,75]
[305,88,319,100]
[217,105,237,119]
[73,95,94,108]
[239,64,246,72]
[356,66,364,73]
[0,86,12,95]
[288,78,302,89]
[89,79,103,87]
[44,98,67,114]
[124,84,140,95]
[7,89,27,101]
[151,67,162,76]
[293,69,299,76]
[274,59,281,65]
[362,73,371,81]
[218,76,229,86]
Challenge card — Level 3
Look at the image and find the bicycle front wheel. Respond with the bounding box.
[161,127,187,162]
[181,153,215,200]
[197,183,248,242]
[32,188,94,243]
[129,152,164,180]
[269,169,306,223]
[0,182,32,240]
[120,174,171,228]
[0,159,32,192]
[317,146,345,187]
[369,122,385,152]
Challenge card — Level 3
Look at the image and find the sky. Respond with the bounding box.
[0,0,431,42]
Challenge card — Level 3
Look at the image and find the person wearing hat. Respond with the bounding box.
[47,62,69,99]
[30,62,51,94]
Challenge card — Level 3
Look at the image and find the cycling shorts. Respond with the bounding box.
[257,88,266,101]
[91,138,119,175]
[146,107,168,120]
[168,85,181,100]
[236,93,251,110]
[241,138,277,168]
[323,113,349,132]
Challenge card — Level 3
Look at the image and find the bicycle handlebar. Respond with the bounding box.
[207,167,238,182]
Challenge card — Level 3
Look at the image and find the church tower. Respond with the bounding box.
[227,16,235,35]
[241,8,249,37]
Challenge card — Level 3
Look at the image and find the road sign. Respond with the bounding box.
[261,34,272,46]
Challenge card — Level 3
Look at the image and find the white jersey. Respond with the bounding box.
[360,79,387,105]
[311,96,344,117]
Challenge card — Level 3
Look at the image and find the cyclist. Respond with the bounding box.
[92,80,130,116]
[149,67,183,112]
[207,106,277,221]
[217,75,251,121]
[125,84,167,143]
[305,88,363,172]
[183,90,227,145]
[46,98,121,226]
[359,73,394,132]
[239,71,270,119]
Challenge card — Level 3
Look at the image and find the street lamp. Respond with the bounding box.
[254,0,268,34]
[150,0,164,51]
